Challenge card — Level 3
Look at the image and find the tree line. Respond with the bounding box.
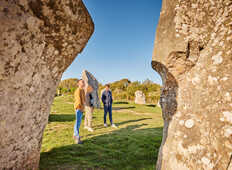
[56,78,161,104]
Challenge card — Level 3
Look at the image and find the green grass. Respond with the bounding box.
[40,95,163,170]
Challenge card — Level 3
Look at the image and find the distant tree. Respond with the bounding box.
[58,77,161,104]
[58,78,79,89]
[56,78,79,95]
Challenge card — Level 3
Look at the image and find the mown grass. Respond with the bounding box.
[40,95,163,170]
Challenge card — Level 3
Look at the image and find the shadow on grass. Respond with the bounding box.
[93,118,151,131]
[115,118,152,126]
[49,114,95,123]
[113,101,129,104]
[48,114,75,122]
[112,106,135,110]
[146,104,156,108]
[40,125,163,170]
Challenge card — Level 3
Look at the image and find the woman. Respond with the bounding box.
[73,79,85,144]
[84,85,94,132]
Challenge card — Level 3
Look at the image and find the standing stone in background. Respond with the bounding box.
[152,0,232,169]
[57,88,61,96]
[157,100,161,107]
[0,0,94,169]
[82,70,101,108]
[135,91,146,104]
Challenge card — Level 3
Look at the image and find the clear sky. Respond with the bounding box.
[62,0,163,85]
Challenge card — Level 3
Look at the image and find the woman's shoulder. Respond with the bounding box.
[74,88,80,94]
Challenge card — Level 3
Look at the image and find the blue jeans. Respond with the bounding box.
[74,110,83,137]
[104,105,113,124]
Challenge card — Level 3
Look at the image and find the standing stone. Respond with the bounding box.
[82,70,100,108]
[135,91,146,104]
[0,0,94,169]
[152,0,232,170]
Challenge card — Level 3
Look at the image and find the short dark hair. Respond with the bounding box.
[105,84,110,88]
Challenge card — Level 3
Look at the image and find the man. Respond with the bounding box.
[101,84,117,128]
[84,85,94,132]
[73,79,85,144]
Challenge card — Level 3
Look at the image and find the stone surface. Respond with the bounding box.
[82,70,100,108]
[0,0,94,169]
[152,0,232,169]
[135,90,146,104]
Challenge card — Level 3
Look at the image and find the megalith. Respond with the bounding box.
[82,70,101,108]
[135,90,146,105]
[0,0,94,169]
[157,100,161,107]
[152,0,232,169]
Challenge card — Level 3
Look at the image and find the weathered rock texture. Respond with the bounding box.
[152,0,232,169]
[82,70,100,108]
[135,90,146,104]
[0,0,94,169]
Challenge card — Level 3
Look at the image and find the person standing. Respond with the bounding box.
[73,79,85,144]
[84,85,94,132]
[101,84,117,128]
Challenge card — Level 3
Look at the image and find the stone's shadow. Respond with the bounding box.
[112,106,136,110]
[39,125,163,170]
[113,101,129,104]
[146,104,156,108]
[151,61,178,169]
[115,118,152,127]
[92,118,151,130]
[48,114,75,122]
[99,106,136,110]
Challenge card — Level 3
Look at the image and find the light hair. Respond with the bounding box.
[78,79,83,83]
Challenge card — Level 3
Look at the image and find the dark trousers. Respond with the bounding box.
[104,105,113,124]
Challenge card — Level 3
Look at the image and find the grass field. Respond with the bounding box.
[40,95,163,170]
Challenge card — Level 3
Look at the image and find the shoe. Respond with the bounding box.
[104,123,108,127]
[76,136,83,144]
[111,124,117,128]
[77,140,83,144]
[88,127,94,132]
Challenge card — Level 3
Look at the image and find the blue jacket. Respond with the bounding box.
[101,90,113,106]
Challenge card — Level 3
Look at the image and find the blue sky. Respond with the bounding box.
[62,0,163,85]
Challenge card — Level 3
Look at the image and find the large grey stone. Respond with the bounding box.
[152,0,232,169]
[0,0,94,169]
[82,70,100,108]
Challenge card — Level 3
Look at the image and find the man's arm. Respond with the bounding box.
[110,91,113,104]
[89,94,94,107]
[85,93,91,107]
[101,91,106,104]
